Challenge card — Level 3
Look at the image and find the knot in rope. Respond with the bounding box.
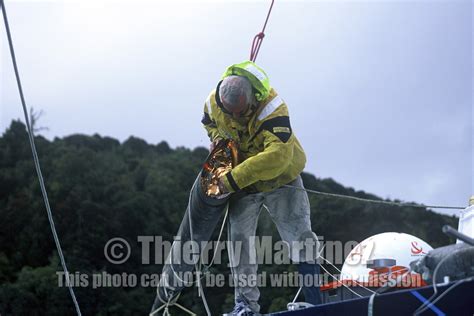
[249,0,274,62]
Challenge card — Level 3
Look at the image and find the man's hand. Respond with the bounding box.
[217,175,229,194]
[206,167,230,196]
[206,174,229,196]
[215,167,230,194]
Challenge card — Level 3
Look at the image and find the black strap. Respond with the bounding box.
[249,116,292,143]
[226,172,240,191]
[215,80,231,114]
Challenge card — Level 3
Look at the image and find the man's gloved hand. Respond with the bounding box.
[216,176,229,194]
[206,174,229,196]
[216,167,230,194]
[206,167,231,196]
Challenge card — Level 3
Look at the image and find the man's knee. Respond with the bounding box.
[289,230,320,263]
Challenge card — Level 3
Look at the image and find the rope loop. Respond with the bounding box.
[249,0,275,62]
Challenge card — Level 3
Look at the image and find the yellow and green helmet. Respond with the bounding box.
[222,61,271,102]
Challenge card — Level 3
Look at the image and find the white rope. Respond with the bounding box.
[415,277,472,315]
[1,1,81,315]
[187,181,212,316]
[149,293,173,316]
[289,241,376,304]
[413,249,465,315]
[150,291,196,316]
[152,179,230,315]
[313,244,363,298]
[290,242,326,303]
[291,286,303,304]
[367,292,376,316]
[172,303,197,316]
[284,185,465,210]
[166,205,228,287]
[319,264,363,298]
[319,255,377,294]
[195,268,211,316]
[367,268,412,316]
[203,204,229,269]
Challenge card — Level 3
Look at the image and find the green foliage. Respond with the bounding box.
[0,120,458,315]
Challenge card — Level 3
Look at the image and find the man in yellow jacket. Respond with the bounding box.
[202,61,321,315]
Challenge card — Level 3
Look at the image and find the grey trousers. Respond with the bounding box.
[227,175,319,312]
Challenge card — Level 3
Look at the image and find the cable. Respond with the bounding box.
[367,268,412,315]
[416,277,472,315]
[319,264,363,298]
[188,190,212,316]
[291,286,303,304]
[183,180,214,315]
[310,245,363,299]
[203,204,229,270]
[284,185,465,210]
[152,179,225,315]
[150,292,196,316]
[288,242,328,304]
[288,217,377,305]
[165,205,228,287]
[374,267,411,295]
[0,1,82,315]
[249,0,275,62]
[319,255,376,295]
[413,249,465,315]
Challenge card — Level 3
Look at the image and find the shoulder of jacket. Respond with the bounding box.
[205,89,220,115]
[206,89,217,105]
[255,88,288,123]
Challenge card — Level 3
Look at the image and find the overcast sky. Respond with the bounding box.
[1,0,472,215]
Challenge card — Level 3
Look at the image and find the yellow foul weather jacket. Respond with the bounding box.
[201,61,307,193]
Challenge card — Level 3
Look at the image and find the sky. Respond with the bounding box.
[1,0,472,215]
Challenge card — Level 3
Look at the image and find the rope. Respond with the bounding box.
[319,254,376,295]
[413,249,465,315]
[150,292,196,316]
[367,292,376,316]
[361,265,413,316]
[291,286,303,304]
[203,204,229,270]
[187,181,212,316]
[150,292,174,316]
[289,244,382,304]
[319,264,363,298]
[153,180,229,315]
[414,277,472,315]
[0,1,82,315]
[284,185,465,210]
[289,244,324,304]
[367,268,412,315]
[249,0,275,62]
[291,236,416,305]
[287,219,375,305]
[292,244,364,299]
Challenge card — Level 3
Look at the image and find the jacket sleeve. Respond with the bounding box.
[201,94,221,142]
[221,117,294,192]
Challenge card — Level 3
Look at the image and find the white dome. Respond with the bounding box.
[340,232,432,281]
